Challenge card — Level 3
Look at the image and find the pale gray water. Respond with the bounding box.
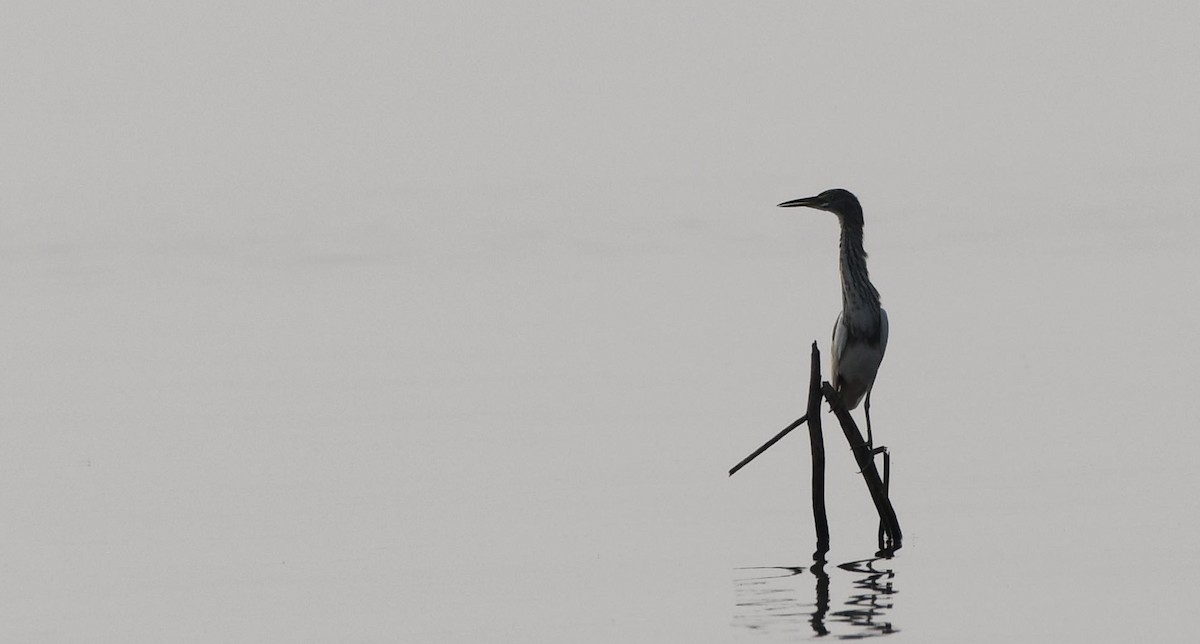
[3,2,1199,642]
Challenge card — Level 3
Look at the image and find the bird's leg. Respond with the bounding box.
[865,391,886,457]
[864,390,873,450]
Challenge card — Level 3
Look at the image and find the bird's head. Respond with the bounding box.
[778,188,863,227]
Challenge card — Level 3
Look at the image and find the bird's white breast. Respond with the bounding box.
[830,308,887,410]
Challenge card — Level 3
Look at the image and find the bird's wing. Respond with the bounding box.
[879,308,889,359]
[831,311,847,387]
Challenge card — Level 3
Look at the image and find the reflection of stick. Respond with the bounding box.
[809,554,830,637]
[728,414,808,477]
[805,342,829,551]
[822,383,902,549]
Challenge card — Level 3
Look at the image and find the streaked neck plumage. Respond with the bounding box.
[838,219,882,338]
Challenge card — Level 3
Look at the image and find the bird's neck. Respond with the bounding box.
[839,224,881,332]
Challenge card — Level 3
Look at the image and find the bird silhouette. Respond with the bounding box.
[778,188,888,446]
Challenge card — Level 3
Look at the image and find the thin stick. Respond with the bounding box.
[728,414,808,477]
[876,450,890,552]
[806,342,829,551]
[821,382,902,549]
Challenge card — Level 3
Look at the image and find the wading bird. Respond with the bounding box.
[778,189,888,446]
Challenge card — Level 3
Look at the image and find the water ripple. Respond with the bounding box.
[734,555,898,640]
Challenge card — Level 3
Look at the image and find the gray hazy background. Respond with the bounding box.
[3,2,1199,642]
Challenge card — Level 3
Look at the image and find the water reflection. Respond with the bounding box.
[734,554,897,639]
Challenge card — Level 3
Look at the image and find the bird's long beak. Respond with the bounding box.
[777,195,827,210]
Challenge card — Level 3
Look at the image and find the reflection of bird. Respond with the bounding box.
[778,189,888,446]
